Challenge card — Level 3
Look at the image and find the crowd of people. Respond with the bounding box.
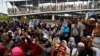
[0,17,100,56]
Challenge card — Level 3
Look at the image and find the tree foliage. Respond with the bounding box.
[0,16,12,20]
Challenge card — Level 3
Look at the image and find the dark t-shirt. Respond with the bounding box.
[78,50,87,56]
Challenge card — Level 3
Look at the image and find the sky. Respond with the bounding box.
[0,0,11,14]
[0,0,27,14]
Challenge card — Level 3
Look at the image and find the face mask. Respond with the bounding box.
[25,39,27,43]
[32,40,35,44]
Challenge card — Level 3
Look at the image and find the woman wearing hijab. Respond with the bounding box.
[12,47,26,56]
[68,37,76,48]
[57,40,70,56]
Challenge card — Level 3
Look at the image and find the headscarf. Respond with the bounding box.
[68,37,76,48]
[12,47,25,56]
[62,40,67,46]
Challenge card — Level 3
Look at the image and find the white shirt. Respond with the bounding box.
[77,22,85,37]
[42,30,49,39]
[29,21,33,27]
[92,47,100,56]
[72,48,79,56]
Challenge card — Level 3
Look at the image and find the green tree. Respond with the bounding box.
[0,16,12,20]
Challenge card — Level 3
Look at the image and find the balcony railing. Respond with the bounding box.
[8,2,100,15]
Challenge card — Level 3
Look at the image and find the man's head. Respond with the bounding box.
[0,29,3,35]
[77,42,85,52]
[61,40,67,46]
[4,34,12,42]
[69,37,75,42]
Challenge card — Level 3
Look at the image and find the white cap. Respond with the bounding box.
[78,42,85,47]
[90,18,95,20]
[86,35,91,38]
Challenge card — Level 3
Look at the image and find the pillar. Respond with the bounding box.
[52,15,55,20]
[85,12,89,21]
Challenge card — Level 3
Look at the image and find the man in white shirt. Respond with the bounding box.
[92,47,100,56]
[72,42,87,56]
